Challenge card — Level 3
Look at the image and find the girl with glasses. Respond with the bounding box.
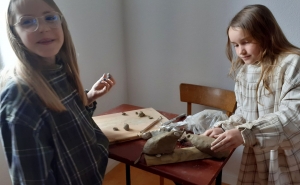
[0,0,115,184]
[204,4,300,185]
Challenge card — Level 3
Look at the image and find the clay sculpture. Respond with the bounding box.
[185,134,230,159]
[134,131,183,164]
[143,131,182,155]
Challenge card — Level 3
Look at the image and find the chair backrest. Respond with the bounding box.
[180,83,237,116]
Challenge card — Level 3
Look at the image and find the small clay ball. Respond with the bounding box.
[138,111,146,117]
[124,123,130,131]
[174,132,181,137]
[141,132,152,140]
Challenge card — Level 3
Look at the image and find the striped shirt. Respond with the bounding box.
[215,54,300,185]
[0,64,109,185]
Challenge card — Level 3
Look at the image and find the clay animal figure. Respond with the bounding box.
[143,131,182,155]
[134,131,182,164]
[185,134,229,159]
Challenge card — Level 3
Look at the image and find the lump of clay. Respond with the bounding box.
[124,123,130,131]
[140,132,152,140]
[138,111,146,117]
[143,131,182,155]
[185,134,229,159]
[113,127,119,131]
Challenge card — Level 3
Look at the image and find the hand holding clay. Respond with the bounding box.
[186,134,230,158]
[211,129,243,153]
[203,127,224,138]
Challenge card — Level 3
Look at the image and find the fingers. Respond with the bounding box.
[212,134,220,139]
[211,133,227,152]
[211,134,225,147]
[203,128,223,138]
[211,140,222,151]
[211,140,231,152]
[203,129,212,136]
[212,140,235,153]
[100,80,111,92]
[211,129,243,152]
[99,73,115,91]
[211,137,230,152]
[105,73,116,85]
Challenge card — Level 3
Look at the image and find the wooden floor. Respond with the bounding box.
[103,163,229,185]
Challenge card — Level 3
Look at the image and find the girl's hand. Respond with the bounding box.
[87,73,116,104]
[203,127,224,138]
[210,129,243,153]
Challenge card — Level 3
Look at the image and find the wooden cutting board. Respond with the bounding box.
[93,108,169,144]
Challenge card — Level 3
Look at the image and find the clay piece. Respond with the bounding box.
[122,112,127,116]
[123,123,130,131]
[143,131,183,155]
[185,134,230,158]
[113,127,119,131]
[140,132,152,140]
[148,116,153,119]
[134,131,183,164]
[138,111,146,117]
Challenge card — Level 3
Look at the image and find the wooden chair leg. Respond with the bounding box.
[160,176,164,185]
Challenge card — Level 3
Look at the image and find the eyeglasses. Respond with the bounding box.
[13,12,63,32]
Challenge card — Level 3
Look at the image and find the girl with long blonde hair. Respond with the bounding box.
[204,4,300,185]
[0,0,115,184]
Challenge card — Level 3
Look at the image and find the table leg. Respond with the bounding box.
[215,170,222,185]
[173,182,182,185]
[160,176,164,185]
[126,164,131,185]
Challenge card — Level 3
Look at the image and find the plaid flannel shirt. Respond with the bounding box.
[0,64,109,185]
[215,54,300,185]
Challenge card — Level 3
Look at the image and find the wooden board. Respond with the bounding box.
[144,147,212,166]
[93,108,169,144]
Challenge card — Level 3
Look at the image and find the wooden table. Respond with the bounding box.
[101,104,233,185]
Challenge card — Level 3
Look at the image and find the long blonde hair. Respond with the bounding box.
[226,4,300,93]
[2,0,88,111]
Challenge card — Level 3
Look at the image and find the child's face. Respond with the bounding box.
[13,0,64,65]
[228,27,262,65]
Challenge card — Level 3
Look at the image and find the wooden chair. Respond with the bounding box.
[180,83,236,116]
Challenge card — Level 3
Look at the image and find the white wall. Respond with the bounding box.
[56,0,127,116]
[124,0,300,184]
[124,0,300,116]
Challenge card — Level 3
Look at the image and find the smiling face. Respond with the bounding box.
[13,0,64,65]
[228,27,262,65]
